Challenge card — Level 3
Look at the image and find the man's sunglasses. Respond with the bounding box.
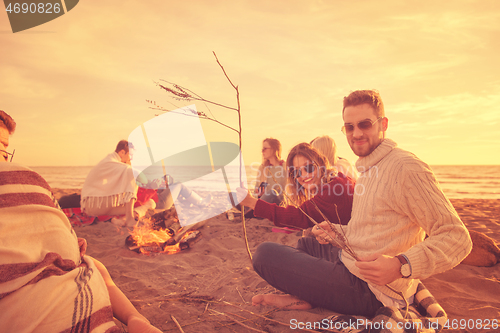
[341,117,384,135]
[0,149,15,162]
[290,164,316,179]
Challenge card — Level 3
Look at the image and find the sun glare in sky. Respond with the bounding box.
[1,0,499,167]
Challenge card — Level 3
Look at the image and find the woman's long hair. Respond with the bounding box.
[262,138,282,166]
[310,135,338,167]
[285,143,335,206]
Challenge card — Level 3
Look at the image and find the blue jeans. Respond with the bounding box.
[252,238,383,317]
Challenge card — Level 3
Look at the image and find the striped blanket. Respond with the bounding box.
[321,282,446,333]
[0,163,120,333]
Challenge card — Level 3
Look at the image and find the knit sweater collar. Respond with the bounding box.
[355,138,397,173]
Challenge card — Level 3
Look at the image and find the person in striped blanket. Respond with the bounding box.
[0,110,161,333]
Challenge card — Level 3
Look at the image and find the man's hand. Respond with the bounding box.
[310,221,337,245]
[355,253,402,285]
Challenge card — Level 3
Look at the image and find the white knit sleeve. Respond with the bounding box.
[394,160,472,279]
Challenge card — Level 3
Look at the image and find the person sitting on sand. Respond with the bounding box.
[238,142,354,230]
[80,140,141,226]
[0,111,162,333]
[310,135,358,181]
[138,173,212,211]
[81,140,210,226]
[250,90,472,318]
[253,138,287,206]
[0,111,15,163]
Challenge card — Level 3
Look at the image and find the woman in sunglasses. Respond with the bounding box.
[237,142,354,230]
[237,142,355,309]
[252,138,287,206]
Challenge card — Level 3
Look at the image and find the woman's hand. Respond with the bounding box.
[310,221,337,245]
[236,187,258,210]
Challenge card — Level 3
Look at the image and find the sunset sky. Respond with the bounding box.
[1,0,499,168]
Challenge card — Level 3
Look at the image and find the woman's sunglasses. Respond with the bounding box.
[290,164,316,179]
[341,117,383,135]
[0,149,15,162]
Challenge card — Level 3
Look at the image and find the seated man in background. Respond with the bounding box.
[81,140,140,226]
[82,140,211,227]
[0,110,161,333]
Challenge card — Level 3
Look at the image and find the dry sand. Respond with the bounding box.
[53,189,500,333]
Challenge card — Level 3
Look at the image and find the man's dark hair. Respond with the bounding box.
[115,140,134,153]
[342,90,385,118]
[0,110,16,134]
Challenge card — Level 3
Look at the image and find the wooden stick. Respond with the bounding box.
[236,286,246,303]
[221,301,337,333]
[210,309,267,333]
[170,315,185,333]
[203,302,209,315]
[149,297,338,333]
[174,220,206,243]
[241,206,253,262]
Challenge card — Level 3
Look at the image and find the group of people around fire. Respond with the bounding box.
[0,89,472,332]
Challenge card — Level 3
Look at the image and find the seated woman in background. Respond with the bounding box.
[253,138,287,206]
[310,135,358,181]
[238,142,354,231]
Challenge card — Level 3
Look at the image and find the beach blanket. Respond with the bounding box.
[321,282,446,333]
[62,207,105,226]
[81,152,137,211]
[63,188,159,226]
[0,163,120,333]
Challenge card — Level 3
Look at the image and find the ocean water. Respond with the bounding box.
[30,165,260,192]
[29,165,500,200]
[431,165,500,199]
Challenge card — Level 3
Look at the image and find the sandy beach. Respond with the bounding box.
[52,188,500,333]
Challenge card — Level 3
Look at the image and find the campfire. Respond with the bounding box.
[126,207,201,255]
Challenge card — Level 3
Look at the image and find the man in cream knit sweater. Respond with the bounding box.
[310,89,472,311]
[252,90,472,317]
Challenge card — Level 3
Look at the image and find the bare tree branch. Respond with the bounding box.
[151,52,252,262]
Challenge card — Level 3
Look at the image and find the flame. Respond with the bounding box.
[129,217,197,255]
[133,227,173,246]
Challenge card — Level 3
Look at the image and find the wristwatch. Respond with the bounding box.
[396,255,411,278]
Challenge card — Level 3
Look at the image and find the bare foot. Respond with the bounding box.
[252,294,312,310]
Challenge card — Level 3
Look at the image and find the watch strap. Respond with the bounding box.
[396,254,411,278]
[396,254,407,265]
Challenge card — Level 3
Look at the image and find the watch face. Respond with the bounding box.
[401,264,411,278]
